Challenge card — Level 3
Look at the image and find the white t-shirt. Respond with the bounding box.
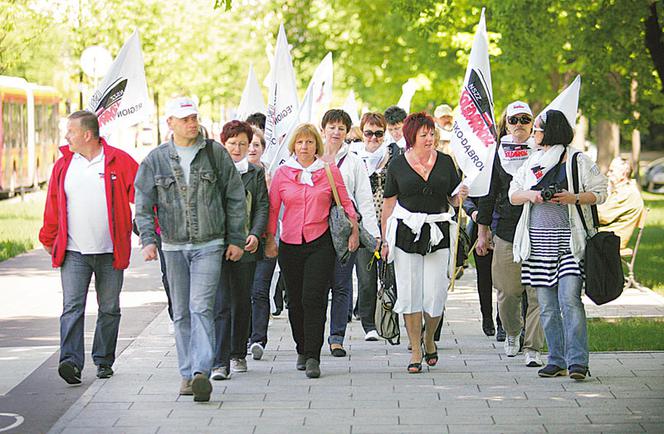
[65,151,113,254]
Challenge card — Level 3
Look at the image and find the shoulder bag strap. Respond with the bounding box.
[571,151,591,236]
[205,139,218,175]
[324,163,342,207]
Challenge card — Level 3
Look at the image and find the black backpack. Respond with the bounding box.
[571,152,624,305]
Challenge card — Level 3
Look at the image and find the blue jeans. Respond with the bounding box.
[250,257,277,347]
[214,260,256,368]
[536,275,589,368]
[328,251,357,346]
[163,245,223,379]
[59,251,123,370]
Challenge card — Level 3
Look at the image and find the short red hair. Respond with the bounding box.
[220,120,254,144]
[402,112,435,149]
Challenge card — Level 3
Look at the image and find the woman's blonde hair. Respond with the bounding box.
[287,123,325,156]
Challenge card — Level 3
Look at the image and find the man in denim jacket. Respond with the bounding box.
[134,97,246,402]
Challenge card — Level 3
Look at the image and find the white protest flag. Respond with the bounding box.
[450,9,497,197]
[537,75,581,129]
[88,30,150,139]
[261,23,300,172]
[342,90,360,126]
[397,78,418,113]
[299,52,333,124]
[236,64,266,121]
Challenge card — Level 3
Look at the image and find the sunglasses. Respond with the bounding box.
[508,115,532,125]
[363,130,385,138]
[344,138,363,144]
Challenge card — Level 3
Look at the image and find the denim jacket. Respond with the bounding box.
[134,135,247,248]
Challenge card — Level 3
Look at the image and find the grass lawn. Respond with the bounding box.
[0,192,46,262]
[588,317,664,351]
[632,192,664,296]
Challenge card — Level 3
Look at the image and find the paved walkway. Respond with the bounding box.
[48,268,664,434]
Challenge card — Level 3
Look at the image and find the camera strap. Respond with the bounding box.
[532,148,567,191]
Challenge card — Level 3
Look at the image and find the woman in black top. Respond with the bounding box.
[380,112,468,373]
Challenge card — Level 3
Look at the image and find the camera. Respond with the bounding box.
[540,184,563,201]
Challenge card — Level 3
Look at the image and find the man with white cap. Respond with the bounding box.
[433,104,454,153]
[476,101,545,367]
[134,97,247,402]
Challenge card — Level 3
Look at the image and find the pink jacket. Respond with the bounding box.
[268,163,357,244]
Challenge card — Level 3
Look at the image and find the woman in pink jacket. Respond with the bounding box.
[264,123,358,379]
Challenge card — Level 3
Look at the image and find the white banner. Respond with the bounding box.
[299,52,333,125]
[88,30,150,139]
[397,78,418,114]
[537,75,581,129]
[262,23,300,172]
[342,90,360,126]
[236,64,266,121]
[450,9,496,197]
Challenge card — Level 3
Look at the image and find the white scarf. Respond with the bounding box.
[284,156,325,186]
[497,135,533,177]
[234,157,249,174]
[523,145,566,190]
[357,143,388,176]
[384,201,458,279]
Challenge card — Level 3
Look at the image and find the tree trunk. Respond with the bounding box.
[572,114,589,151]
[645,1,664,93]
[595,120,620,173]
[630,77,641,185]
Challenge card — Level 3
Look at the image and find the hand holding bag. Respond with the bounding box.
[324,164,377,264]
[571,152,624,305]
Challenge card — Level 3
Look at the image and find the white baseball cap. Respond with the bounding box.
[434,104,453,118]
[506,101,532,117]
[165,97,198,119]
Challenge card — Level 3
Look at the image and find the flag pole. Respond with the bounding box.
[449,177,466,293]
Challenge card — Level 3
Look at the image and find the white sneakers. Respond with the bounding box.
[525,350,543,367]
[231,358,247,373]
[210,366,231,381]
[504,334,520,357]
[364,330,380,341]
[250,342,264,360]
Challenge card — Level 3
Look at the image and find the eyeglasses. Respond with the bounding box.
[508,115,532,125]
[345,138,363,144]
[363,130,385,138]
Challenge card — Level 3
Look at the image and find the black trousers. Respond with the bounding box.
[279,231,335,361]
[473,249,502,327]
[214,260,256,368]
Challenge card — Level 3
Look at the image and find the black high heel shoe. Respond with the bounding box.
[424,342,438,366]
[407,362,422,373]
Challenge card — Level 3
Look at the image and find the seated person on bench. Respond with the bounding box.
[597,157,644,250]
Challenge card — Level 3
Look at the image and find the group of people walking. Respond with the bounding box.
[40,95,607,403]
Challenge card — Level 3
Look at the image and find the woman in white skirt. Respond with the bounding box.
[381,112,468,373]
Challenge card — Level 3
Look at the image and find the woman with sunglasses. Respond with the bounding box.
[320,109,381,358]
[476,102,546,367]
[353,112,395,341]
[380,112,468,373]
[509,109,607,380]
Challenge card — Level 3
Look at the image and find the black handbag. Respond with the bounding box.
[571,152,623,305]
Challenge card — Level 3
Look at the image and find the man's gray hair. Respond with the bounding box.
[69,110,100,139]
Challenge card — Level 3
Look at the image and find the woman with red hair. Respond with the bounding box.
[380,112,468,373]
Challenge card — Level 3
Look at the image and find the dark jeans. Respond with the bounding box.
[156,235,173,320]
[214,260,256,368]
[250,257,277,347]
[328,251,358,345]
[279,231,335,361]
[59,251,123,370]
[355,247,377,333]
[473,249,502,327]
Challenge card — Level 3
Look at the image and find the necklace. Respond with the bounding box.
[407,149,435,178]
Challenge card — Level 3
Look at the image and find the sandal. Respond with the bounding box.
[407,362,422,373]
[424,351,439,367]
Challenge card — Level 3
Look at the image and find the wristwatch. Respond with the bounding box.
[575,193,580,205]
